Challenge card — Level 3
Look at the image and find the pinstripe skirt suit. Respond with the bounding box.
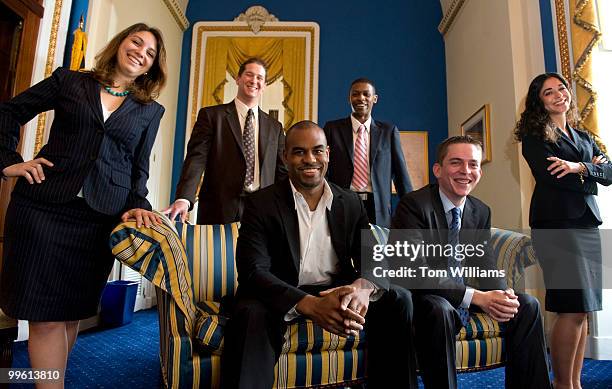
[0,68,164,321]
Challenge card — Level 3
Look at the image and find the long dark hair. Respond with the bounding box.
[89,23,167,103]
[513,72,579,143]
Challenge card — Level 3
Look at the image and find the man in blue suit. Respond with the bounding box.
[323,78,412,227]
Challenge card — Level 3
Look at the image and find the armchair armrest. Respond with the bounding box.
[109,217,197,332]
[490,228,538,290]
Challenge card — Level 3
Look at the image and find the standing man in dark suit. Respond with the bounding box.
[324,78,412,227]
[163,57,286,224]
[223,120,417,389]
[390,136,551,389]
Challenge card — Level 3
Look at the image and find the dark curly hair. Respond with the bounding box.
[88,23,167,104]
[514,72,580,143]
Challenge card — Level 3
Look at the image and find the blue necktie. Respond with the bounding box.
[449,207,470,327]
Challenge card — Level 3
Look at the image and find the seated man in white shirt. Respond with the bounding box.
[222,120,417,389]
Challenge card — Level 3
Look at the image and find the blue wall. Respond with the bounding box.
[539,0,557,73]
[171,0,447,197]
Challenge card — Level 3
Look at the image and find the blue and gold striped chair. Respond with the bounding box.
[109,219,536,388]
[110,219,366,388]
[369,226,538,371]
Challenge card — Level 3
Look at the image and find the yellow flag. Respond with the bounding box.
[70,15,87,71]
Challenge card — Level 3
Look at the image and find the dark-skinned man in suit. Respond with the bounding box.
[324,78,412,227]
[163,57,286,224]
[223,120,417,389]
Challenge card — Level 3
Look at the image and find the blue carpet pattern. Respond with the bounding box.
[10,308,612,388]
[11,309,161,388]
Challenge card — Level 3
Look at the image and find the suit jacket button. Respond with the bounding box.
[97,128,104,134]
[90,153,97,160]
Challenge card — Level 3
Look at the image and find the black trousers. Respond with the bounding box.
[355,192,376,225]
[222,285,418,389]
[412,293,551,389]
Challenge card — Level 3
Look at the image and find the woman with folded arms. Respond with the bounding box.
[515,72,612,389]
[0,23,166,386]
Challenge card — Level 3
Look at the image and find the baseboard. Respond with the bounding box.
[585,336,612,360]
[134,296,156,311]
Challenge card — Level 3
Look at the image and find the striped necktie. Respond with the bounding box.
[351,124,368,191]
[449,207,470,327]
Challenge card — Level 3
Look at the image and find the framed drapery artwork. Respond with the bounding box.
[185,6,320,146]
[393,131,429,193]
[461,104,491,163]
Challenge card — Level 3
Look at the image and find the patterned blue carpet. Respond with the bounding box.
[10,308,612,388]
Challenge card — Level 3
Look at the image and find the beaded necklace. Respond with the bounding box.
[104,86,130,97]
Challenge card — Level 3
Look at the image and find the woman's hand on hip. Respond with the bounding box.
[1,158,54,184]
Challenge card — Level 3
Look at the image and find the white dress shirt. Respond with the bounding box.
[284,179,340,321]
[438,189,474,308]
[291,179,339,286]
[350,115,373,193]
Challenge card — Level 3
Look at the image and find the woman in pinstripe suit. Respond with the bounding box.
[0,23,167,384]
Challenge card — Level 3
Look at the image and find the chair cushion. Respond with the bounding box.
[457,312,506,341]
[192,298,366,356]
[281,319,365,354]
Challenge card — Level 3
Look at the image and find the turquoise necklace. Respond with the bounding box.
[104,86,130,97]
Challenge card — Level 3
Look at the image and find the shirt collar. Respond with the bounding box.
[234,99,259,120]
[438,188,465,216]
[290,179,334,211]
[350,115,372,133]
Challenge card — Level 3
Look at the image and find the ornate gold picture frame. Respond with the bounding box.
[185,8,319,147]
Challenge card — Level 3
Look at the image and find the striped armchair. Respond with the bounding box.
[110,219,536,388]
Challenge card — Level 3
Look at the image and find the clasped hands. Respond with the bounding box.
[471,288,519,322]
[547,155,607,178]
[296,279,374,338]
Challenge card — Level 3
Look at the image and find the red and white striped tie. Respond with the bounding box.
[352,124,369,191]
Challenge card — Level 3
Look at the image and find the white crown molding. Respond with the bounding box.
[438,0,466,36]
[234,5,279,34]
[161,0,189,31]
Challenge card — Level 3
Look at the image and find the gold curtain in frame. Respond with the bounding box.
[201,38,230,106]
[281,38,306,129]
[201,36,306,128]
[569,0,604,149]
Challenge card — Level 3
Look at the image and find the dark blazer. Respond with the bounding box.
[323,117,412,228]
[391,184,506,307]
[0,67,163,215]
[522,126,612,226]
[175,101,286,224]
[235,178,381,316]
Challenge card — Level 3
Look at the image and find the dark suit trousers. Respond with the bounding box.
[413,293,550,389]
[222,285,418,389]
[357,192,376,226]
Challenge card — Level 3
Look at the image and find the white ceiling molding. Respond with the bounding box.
[161,0,189,31]
[234,5,279,34]
[438,0,466,36]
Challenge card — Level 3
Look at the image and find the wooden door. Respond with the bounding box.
[0,0,43,259]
